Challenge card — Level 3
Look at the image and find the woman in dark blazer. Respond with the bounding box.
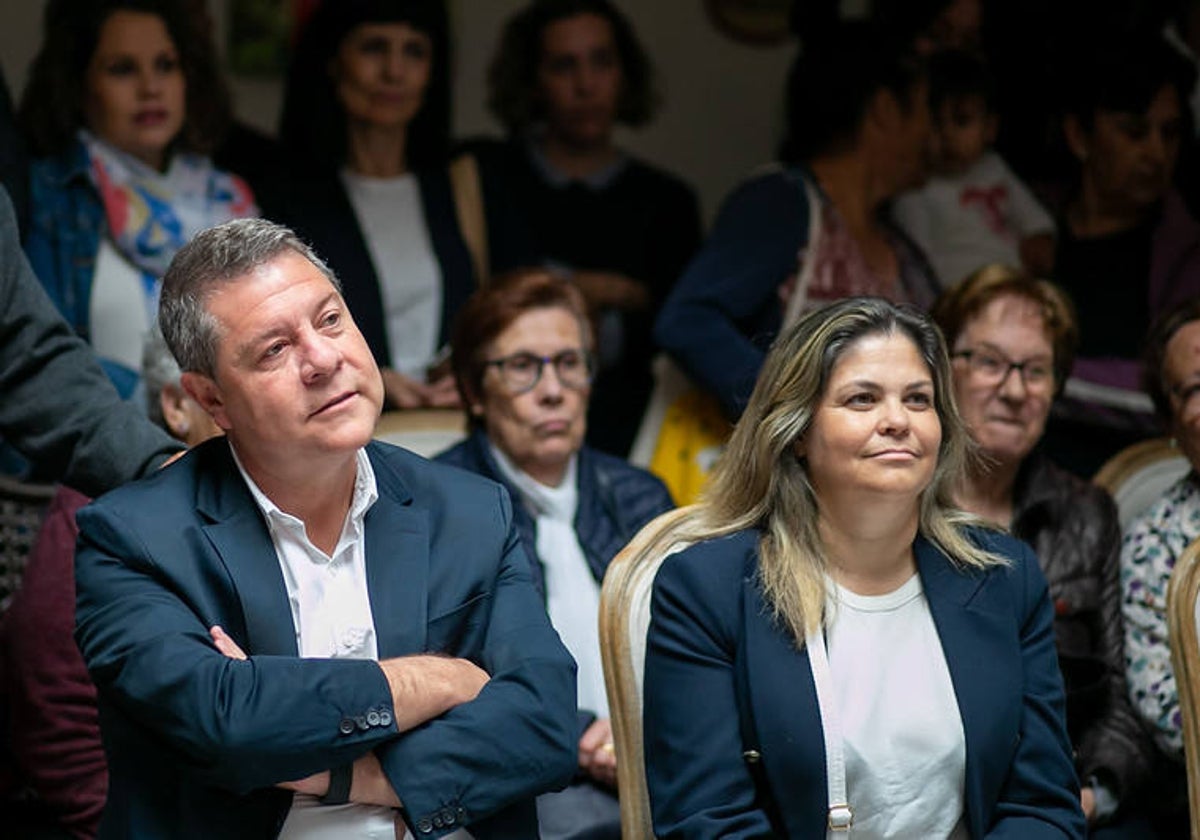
[264,0,471,410]
[641,297,1084,838]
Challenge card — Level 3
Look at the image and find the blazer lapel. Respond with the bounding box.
[365,447,430,658]
[197,445,298,657]
[917,537,1023,839]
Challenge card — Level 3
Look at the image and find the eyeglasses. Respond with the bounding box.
[484,349,593,394]
[952,349,1054,392]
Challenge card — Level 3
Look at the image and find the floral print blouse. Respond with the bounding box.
[1120,471,1200,759]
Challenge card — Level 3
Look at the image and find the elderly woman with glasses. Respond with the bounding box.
[435,269,674,840]
[932,265,1154,836]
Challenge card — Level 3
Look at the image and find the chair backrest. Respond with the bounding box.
[0,476,57,613]
[1094,437,1190,530]
[599,505,699,840]
[1166,535,1200,840]
[373,409,467,459]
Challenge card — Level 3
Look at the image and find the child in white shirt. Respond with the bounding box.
[893,50,1055,287]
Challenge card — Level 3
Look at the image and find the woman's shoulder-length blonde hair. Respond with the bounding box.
[658,296,1002,642]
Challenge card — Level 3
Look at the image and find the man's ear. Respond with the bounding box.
[180,372,232,432]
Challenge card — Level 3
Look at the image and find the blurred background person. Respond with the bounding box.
[641,297,1083,836]
[471,0,701,457]
[1120,296,1200,839]
[265,0,469,412]
[934,266,1155,837]
[892,50,1055,289]
[654,21,938,420]
[0,326,219,840]
[1046,31,1200,476]
[19,0,255,400]
[436,270,673,840]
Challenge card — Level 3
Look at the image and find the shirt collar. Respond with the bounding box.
[230,445,379,535]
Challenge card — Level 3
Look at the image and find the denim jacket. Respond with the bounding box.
[25,142,105,340]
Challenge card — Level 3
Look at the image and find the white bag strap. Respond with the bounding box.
[782,175,824,329]
[805,625,853,833]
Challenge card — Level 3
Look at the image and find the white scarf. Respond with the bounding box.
[490,444,609,717]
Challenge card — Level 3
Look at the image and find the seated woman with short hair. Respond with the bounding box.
[933,265,1154,836]
[435,269,674,840]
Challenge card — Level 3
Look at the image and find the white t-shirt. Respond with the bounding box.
[892,150,1054,287]
[342,171,443,377]
[826,574,969,839]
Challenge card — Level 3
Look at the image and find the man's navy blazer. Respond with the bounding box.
[643,528,1087,839]
[74,438,578,839]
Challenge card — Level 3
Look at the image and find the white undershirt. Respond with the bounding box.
[233,448,471,839]
[489,444,608,718]
[90,238,151,377]
[826,574,969,840]
[341,170,442,377]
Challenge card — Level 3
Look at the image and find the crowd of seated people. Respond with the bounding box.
[7,0,1200,838]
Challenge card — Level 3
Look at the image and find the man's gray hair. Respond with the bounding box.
[141,325,183,429]
[159,218,340,376]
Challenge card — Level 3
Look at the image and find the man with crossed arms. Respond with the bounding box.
[73,218,578,838]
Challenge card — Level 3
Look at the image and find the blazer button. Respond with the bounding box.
[379,710,393,727]
[743,749,762,763]
[433,815,444,829]
[338,718,355,735]
[443,810,457,826]
[355,715,369,731]
[366,710,381,726]
[417,817,433,833]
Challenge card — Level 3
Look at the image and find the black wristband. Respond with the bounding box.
[320,763,353,805]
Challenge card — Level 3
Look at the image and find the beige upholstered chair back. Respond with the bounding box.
[1168,536,1200,840]
[1094,437,1190,530]
[373,409,467,459]
[599,505,699,840]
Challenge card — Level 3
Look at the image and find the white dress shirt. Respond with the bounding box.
[233,448,469,840]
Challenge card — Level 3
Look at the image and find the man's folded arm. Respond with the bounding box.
[374,489,579,836]
[75,507,401,795]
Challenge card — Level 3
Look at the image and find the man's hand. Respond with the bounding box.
[210,625,246,660]
[577,718,617,789]
[377,655,489,732]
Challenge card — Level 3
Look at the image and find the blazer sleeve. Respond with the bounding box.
[375,485,579,837]
[642,540,776,839]
[652,172,808,419]
[0,187,182,495]
[74,501,399,796]
[986,541,1087,839]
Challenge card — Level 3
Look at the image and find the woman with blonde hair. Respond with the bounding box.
[641,296,1084,837]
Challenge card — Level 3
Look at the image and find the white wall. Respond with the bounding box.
[0,0,798,222]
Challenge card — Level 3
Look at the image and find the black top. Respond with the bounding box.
[1054,217,1155,359]
[468,138,702,457]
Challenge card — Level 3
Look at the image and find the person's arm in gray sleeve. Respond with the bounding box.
[0,186,182,495]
